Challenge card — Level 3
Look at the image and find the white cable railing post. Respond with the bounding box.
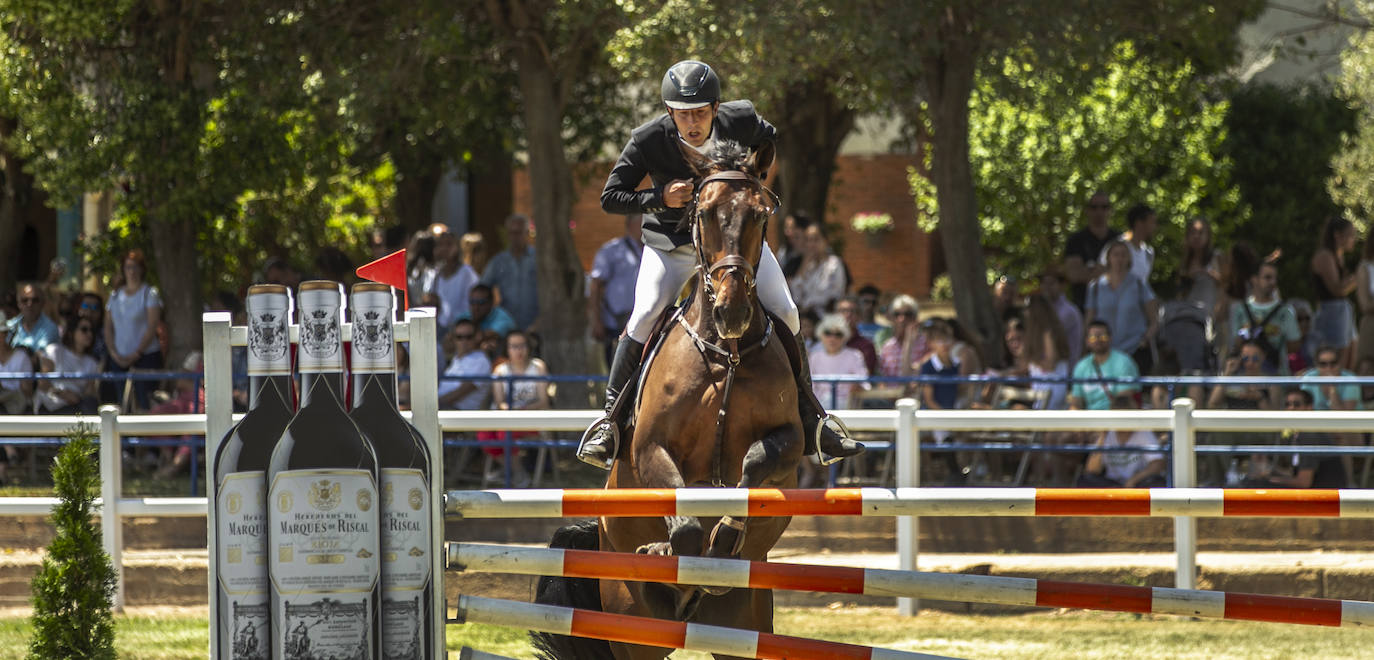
[1171,397,1197,590]
[896,397,920,616]
[404,307,445,652]
[98,404,124,611]
[201,310,232,654]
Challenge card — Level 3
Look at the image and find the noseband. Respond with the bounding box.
[688,170,780,305]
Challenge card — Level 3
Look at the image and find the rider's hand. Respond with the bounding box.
[663,179,694,208]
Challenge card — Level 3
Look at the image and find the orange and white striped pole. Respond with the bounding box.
[445,487,1374,519]
[454,594,959,660]
[448,542,1374,628]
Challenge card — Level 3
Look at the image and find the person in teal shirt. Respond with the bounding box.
[1301,345,1362,411]
[456,284,517,337]
[1068,320,1141,411]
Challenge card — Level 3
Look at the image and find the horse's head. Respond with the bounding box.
[678,138,777,339]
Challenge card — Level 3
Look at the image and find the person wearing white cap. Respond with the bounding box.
[581,60,863,469]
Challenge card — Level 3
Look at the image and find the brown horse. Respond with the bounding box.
[533,139,803,660]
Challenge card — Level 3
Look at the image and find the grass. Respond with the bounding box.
[0,606,1368,659]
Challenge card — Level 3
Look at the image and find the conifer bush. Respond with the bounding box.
[27,426,116,660]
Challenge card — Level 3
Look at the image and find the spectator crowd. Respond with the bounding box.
[4,191,1367,491]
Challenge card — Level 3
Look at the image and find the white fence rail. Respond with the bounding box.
[0,397,1369,614]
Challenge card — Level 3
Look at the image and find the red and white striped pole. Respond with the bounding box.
[448,542,1374,628]
[455,594,959,660]
[444,487,1374,519]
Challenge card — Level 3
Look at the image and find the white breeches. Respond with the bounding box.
[625,240,800,343]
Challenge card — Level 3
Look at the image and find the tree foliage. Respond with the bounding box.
[1330,0,1374,236]
[27,426,116,660]
[911,42,1243,287]
[1229,82,1355,301]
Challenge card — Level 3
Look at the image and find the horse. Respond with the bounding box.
[533,138,804,660]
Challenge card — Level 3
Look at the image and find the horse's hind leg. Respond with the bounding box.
[706,425,799,560]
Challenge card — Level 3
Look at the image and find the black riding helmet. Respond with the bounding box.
[662,60,720,110]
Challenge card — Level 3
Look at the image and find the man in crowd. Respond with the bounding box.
[459,284,517,338]
[1243,388,1348,488]
[1067,320,1140,411]
[1301,345,1360,411]
[1227,261,1300,374]
[1063,191,1121,308]
[437,319,491,411]
[587,213,643,367]
[1106,204,1158,284]
[7,282,58,354]
[431,228,479,334]
[481,213,539,331]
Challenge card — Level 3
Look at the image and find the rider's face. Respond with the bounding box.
[670,103,718,147]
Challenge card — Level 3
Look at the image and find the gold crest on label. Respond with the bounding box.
[226,492,241,515]
[279,546,293,563]
[408,546,425,557]
[308,480,341,511]
[277,491,293,513]
[408,488,424,511]
[228,547,242,564]
[382,482,393,508]
[357,548,373,559]
[357,488,372,512]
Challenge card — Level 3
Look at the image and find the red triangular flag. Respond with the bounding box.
[356,248,409,310]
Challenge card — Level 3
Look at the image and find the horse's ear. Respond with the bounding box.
[678,138,713,178]
[748,141,775,179]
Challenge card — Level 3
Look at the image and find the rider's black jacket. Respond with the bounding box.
[601,100,776,250]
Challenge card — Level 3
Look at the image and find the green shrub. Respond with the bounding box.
[27,426,116,660]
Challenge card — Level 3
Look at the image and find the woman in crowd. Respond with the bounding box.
[1085,239,1158,374]
[1023,294,1072,410]
[787,222,847,315]
[1310,217,1358,369]
[878,294,927,395]
[103,249,163,411]
[1180,217,1222,318]
[803,313,869,487]
[1356,227,1374,384]
[35,315,99,415]
[477,330,550,487]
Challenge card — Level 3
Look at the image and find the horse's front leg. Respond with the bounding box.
[632,442,706,558]
[705,424,800,561]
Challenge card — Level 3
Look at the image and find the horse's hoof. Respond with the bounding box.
[636,541,672,555]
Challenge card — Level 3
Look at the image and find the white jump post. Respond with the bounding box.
[202,310,232,650]
[1172,397,1197,590]
[402,307,446,653]
[896,397,920,616]
[98,404,124,611]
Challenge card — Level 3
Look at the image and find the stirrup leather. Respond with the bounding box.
[576,417,620,469]
[815,413,854,467]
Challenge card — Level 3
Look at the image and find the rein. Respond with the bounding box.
[678,313,773,487]
[687,170,779,306]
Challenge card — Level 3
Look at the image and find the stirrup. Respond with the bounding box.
[815,414,857,467]
[576,417,619,470]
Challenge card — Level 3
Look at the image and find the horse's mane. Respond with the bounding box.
[676,139,753,232]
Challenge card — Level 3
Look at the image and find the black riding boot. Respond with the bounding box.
[577,337,645,469]
[781,331,865,464]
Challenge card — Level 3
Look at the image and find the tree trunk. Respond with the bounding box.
[922,16,1003,366]
[0,117,24,296]
[773,80,856,234]
[392,151,442,234]
[147,215,202,368]
[509,27,591,405]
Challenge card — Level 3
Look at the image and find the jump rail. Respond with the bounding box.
[448,542,1374,628]
[453,594,958,660]
[443,487,1374,519]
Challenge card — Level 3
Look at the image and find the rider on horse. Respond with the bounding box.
[578,59,864,469]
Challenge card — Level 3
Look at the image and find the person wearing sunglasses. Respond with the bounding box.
[1240,388,1348,489]
[437,319,491,413]
[1063,191,1121,308]
[1300,345,1361,412]
[34,315,100,415]
[7,282,58,356]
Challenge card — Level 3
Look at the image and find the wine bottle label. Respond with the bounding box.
[269,469,378,659]
[217,471,269,659]
[351,291,395,374]
[297,289,343,373]
[247,292,291,376]
[380,468,430,659]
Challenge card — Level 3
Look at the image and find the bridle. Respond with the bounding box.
[686,170,780,307]
[680,168,781,486]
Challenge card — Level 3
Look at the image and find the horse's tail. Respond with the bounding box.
[530,519,611,660]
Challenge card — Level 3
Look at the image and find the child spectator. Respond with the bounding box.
[919,319,968,483]
[35,315,100,415]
